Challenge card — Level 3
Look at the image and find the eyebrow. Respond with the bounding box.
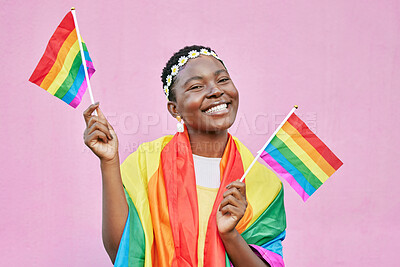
[214,69,228,76]
[184,76,203,87]
[183,69,228,86]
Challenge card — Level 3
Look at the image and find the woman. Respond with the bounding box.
[83,45,286,267]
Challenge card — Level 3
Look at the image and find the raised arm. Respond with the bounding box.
[83,103,128,263]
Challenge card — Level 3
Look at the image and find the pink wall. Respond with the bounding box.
[1,0,399,266]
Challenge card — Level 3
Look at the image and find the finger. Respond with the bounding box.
[219,195,242,210]
[223,187,245,202]
[226,180,246,197]
[83,128,88,140]
[86,130,108,144]
[83,102,100,125]
[87,121,113,140]
[96,106,106,120]
[87,117,112,139]
[96,106,116,133]
[226,180,245,190]
[225,186,246,202]
[220,204,242,217]
[87,116,108,129]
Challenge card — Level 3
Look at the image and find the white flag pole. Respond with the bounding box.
[239,105,298,182]
[70,7,97,115]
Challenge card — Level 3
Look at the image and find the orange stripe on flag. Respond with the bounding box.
[287,113,343,170]
[148,167,175,267]
[39,29,78,90]
[281,122,336,176]
[236,203,253,234]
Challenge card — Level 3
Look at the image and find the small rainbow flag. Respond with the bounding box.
[29,11,95,108]
[260,112,343,201]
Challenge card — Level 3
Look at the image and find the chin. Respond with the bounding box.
[206,119,236,133]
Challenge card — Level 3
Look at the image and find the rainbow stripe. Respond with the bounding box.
[261,113,343,201]
[29,11,95,108]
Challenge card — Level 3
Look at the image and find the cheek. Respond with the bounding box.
[233,88,239,101]
[184,96,200,108]
[178,95,203,118]
[228,85,239,104]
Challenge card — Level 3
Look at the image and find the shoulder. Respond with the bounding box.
[121,135,174,179]
[122,135,174,163]
[137,135,174,155]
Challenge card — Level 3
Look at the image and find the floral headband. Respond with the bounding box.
[163,48,222,98]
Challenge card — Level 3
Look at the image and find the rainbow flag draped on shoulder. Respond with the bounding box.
[29,10,95,108]
[260,108,343,202]
[115,130,286,266]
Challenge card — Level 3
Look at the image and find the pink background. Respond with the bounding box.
[1,0,399,266]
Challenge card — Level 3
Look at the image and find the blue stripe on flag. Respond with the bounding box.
[265,143,317,196]
[114,211,130,267]
[61,51,91,104]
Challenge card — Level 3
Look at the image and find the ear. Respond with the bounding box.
[167,101,179,118]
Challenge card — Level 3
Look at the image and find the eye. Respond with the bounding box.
[218,77,230,83]
[189,84,203,90]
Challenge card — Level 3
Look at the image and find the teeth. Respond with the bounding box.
[205,103,228,114]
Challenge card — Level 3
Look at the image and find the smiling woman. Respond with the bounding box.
[83,45,286,267]
[165,50,239,157]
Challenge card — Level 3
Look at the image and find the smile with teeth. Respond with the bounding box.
[204,103,228,114]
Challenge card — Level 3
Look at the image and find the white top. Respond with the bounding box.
[192,154,221,188]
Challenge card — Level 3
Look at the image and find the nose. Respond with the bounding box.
[206,85,224,98]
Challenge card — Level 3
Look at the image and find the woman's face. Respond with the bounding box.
[169,55,239,134]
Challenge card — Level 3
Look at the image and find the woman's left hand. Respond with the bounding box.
[217,180,247,236]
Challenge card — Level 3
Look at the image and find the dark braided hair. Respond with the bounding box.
[161,45,225,102]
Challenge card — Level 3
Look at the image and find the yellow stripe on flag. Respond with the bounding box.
[46,39,80,95]
[276,128,330,183]
[282,122,336,176]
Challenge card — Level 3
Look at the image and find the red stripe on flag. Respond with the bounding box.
[29,12,75,86]
[287,113,343,170]
[161,132,199,265]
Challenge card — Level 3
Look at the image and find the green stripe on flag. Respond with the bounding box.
[241,187,286,246]
[82,42,88,52]
[271,136,323,190]
[125,190,146,266]
[54,51,83,99]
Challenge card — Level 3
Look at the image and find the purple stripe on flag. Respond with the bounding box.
[86,60,95,70]
[69,61,95,108]
[261,151,310,201]
[230,245,285,267]
[250,244,285,267]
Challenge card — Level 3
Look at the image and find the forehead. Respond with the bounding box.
[177,55,226,79]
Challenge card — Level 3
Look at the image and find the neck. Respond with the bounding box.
[186,128,229,158]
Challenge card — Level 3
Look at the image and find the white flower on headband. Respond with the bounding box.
[200,49,211,55]
[171,65,179,76]
[188,50,200,58]
[211,51,220,59]
[178,56,188,66]
[166,75,172,86]
[164,85,169,97]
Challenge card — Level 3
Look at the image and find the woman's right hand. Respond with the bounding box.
[83,102,119,162]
